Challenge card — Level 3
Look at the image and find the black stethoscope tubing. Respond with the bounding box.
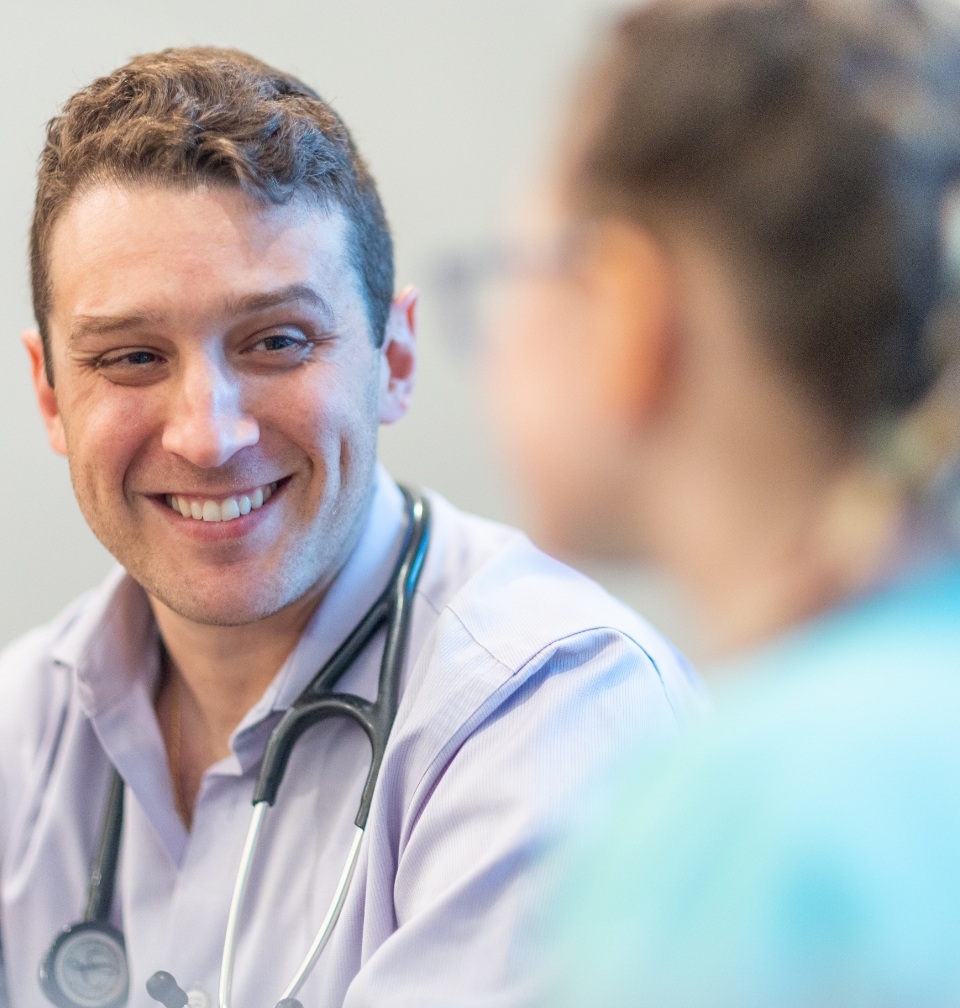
[256,486,428,823]
[40,487,430,1008]
[87,770,125,925]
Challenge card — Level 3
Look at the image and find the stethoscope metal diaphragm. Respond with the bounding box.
[39,768,129,1008]
[39,920,128,1008]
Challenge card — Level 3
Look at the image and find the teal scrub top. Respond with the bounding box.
[550,560,960,1008]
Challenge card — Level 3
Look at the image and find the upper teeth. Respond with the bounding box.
[165,482,278,522]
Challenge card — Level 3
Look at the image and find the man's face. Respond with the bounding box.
[31,184,411,626]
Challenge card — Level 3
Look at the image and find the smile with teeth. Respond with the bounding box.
[165,481,279,522]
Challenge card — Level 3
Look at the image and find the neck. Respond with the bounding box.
[156,591,322,734]
[150,476,383,826]
[151,585,324,827]
[641,229,912,656]
[632,226,957,658]
[666,456,906,658]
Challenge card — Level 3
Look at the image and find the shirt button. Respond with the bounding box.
[186,991,209,1008]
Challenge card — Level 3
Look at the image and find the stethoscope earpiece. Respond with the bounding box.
[146,970,189,1007]
[38,919,128,1008]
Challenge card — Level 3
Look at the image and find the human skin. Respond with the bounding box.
[24,184,418,812]
[485,183,901,656]
[484,193,675,563]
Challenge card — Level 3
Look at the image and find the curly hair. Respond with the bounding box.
[30,46,394,381]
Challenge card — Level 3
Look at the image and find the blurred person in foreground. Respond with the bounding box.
[486,0,960,1004]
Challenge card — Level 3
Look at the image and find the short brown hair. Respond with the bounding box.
[572,0,960,434]
[31,46,394,380]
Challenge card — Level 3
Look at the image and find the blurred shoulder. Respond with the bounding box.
[548,563,960,1007]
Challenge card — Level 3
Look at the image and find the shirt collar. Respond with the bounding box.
[50,464,408,756]
[51,566,162,719]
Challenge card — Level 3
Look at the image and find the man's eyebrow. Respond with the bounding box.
[69,311,166,346]
[222,283,337,324]
[67,284,337,347]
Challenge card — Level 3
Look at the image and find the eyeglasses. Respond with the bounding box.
[427,225,588,359]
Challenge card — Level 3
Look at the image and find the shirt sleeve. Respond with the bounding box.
[340,628,687,1008]
[0,938,9,1008]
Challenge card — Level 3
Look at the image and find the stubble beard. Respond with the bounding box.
[74,450,379,629]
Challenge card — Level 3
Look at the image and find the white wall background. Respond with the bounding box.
[0,0,700,656]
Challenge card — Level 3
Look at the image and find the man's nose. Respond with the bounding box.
[161,359,260,468]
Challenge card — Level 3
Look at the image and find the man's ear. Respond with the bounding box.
[378,286,418,425]
[23,328,67,456]
[579,221,676,431]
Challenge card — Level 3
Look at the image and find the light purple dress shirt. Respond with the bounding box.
[0,469,702,1008]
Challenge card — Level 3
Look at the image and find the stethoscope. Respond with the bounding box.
[40,487,431,1008]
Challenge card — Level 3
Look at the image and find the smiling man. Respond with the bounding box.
[0,48,701,1008]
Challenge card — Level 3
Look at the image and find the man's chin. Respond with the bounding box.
[142,576,315,629]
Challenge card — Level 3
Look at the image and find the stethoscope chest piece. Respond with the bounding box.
[39,919,128,1008]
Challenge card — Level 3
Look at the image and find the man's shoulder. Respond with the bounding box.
[415,488,702,711]
[381,490,704,839]
[0,570,125,731]
[0,598,88,796]
[424,489,689,665]
[0,592,89,688]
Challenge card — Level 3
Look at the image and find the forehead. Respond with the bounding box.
[46,183,360,331]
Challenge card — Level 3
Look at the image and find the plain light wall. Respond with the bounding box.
[0,0,700,656]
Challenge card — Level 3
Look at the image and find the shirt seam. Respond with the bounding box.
[399,612,680,844]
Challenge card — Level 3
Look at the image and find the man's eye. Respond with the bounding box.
[256,333,306,352]
[88,348,168,385]
[98,349,163,368]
